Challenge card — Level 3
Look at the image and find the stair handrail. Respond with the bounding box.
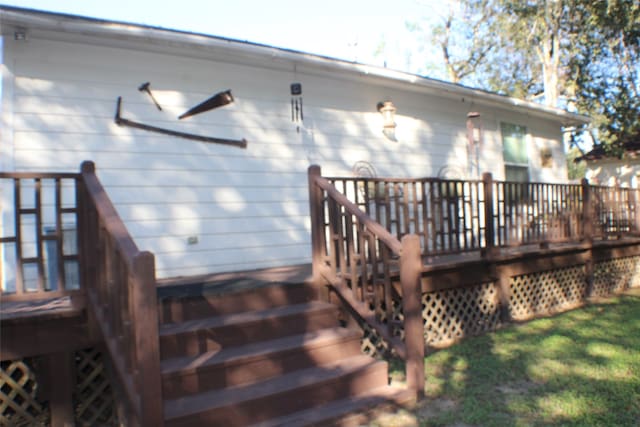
[78,161,163,426]
[308,165,425,398]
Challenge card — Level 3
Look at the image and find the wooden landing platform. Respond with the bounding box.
[1,294,95,360]
[1,295,84,322]
[156,263,314,299]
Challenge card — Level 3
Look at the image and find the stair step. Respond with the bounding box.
[163,355,389,427]
[159,301,338,359]
[249,384,415,427]
[161,327,363,399]
[159,282,315,324]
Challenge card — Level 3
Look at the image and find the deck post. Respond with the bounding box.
[581,179,595,296]
[47,351,75,427]
[481,173,511,321]
[79,161,102,340]
[131,251,164,427]
[308,165,326,297]
[482,173,496,258]
[581,179,593,243]
[633,188,640,236]
[400,234,425,399]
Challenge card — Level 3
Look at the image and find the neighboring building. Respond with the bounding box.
[0,6,590,278]
[581,141,640,188]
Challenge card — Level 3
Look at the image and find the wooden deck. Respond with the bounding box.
[3,165,640,426]
[4,237,639,324]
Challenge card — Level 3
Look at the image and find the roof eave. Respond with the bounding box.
[0,6,591,126]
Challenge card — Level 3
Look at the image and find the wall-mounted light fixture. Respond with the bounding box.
[377,101,397,141]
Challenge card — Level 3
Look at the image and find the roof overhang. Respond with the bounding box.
[0,6,591,127]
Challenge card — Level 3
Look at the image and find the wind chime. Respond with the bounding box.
[290,83,303,132]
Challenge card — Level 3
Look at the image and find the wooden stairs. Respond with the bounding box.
[155,280,413,426]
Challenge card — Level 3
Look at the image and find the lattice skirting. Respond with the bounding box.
[74,348,118,426]
[422,282,501,345]
[360,323,393,359]
[509,265,587,320]
[358,255,640,357]
[593,255,640,296]
[0,358,48,426]
[360,281,501,356]
[0,348,118,427]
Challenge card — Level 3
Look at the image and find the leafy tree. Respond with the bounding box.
[435,0,499,84]
[568,0,640,151]
[406,0,501,85]
[417,0,640,150]
[566,146,587,180]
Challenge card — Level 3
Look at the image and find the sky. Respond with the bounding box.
[0,0,447,77]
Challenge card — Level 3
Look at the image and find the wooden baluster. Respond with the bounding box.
[383,182,391,236]
[411,181,419,238]
[446,182,454,251]
[34,178,46,292]
[355,221,367,303]
[13,178,24,294]
[366,230,382,320]
[402,181,410,237]
[54,178,65,291]
[344,210,358,299]
[420,181,429,253]
[428,180,437,253]
[482,173,496,257]
[394,183,402,240]
[381,242,393,336]
[462,182,470,250]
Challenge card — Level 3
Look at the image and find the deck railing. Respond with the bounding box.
[308,166,425,398]
[491,179,585,247]
[78,161,163,426]
[329,176,486,255]
[1,162,164,425]
[326,173,640,257]
[591,184,638,239]
[0,171,83,301]
[311,166,640,398]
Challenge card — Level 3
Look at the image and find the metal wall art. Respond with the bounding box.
[114,97,247,148]
[138,82,162,111]
[113,84,246,148]
[179,89,234,120]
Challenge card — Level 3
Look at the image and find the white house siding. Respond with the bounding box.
[1,26,573,278]
[586,159,640,188]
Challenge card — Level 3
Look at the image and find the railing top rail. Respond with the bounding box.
[326,175,484,184]
[494,179,582,188]
[327,175,613,189]
[313,175,403,254]
[0,171,80,179]
[80,161,140,264]
[591,184,635,190]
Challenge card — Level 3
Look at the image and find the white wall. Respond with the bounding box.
[586,159,640,188]
[1,35,569,278]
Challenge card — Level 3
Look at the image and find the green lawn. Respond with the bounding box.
[376,289,640,427]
